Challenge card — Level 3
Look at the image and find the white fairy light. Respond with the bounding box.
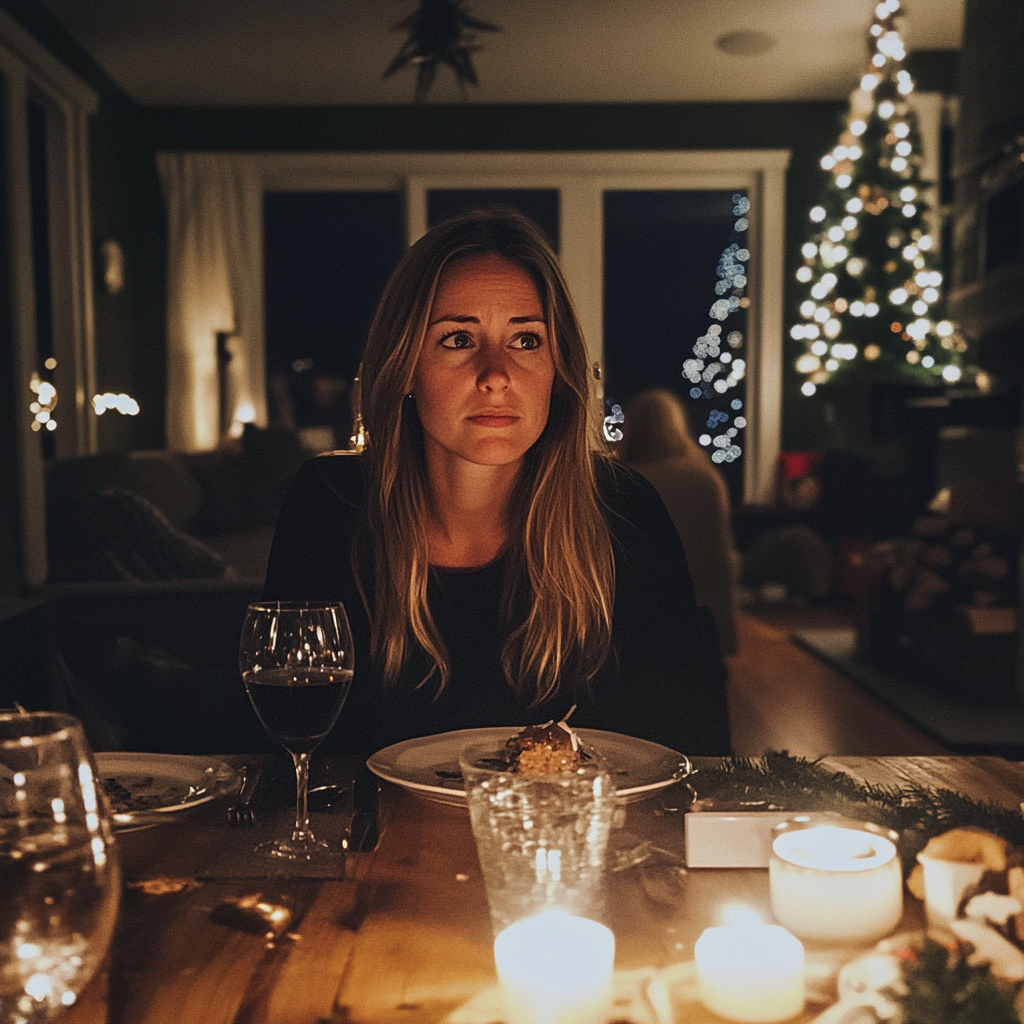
[895,141,912,157]
[796,354,821,374]
[846,198,863,213]
[800,300,817,317]
[846,257,864,275]
[865,302,880,316]
[828,225,845,242]
[891,157,907,172]
[923,287,939,303]
[813,307,831,322]
[912,300,928,315]
[842,216,857,231]
[942,365,962,383]
[936,320,954,337]
[836,174,852,188]
[810,206,826,222]
[796,266,812,282]
[811,340,828,355]
[850,300,866,316]
[802,242,818,258]
[899,185,916,200]
[801,381,817,396]
[922,355,935,368]
[821,154,837,170]
[850,120,867,136]
[893,123,910,138]
[890,287,908,303]
[861,74,879,91]
[903,245,919,260]
[879,100,895,118]
[918,235,933,250]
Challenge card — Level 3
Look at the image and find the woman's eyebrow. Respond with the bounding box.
[428,314,545,326]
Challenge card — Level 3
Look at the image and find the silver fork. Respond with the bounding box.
[227,764,262,826]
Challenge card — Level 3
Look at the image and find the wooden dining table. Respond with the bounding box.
[62,754,1024,1024]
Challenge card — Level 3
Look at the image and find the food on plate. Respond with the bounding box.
[504,714,582,776]
[100,774,190,814]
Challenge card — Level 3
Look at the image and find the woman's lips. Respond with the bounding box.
[469,413,519,427]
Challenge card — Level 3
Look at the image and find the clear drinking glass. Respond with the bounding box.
[239,601,354,862]
[0,711,121,1023]
[460,742,617,934]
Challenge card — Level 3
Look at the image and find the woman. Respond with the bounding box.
[263,209,730,758]
[619,389,740,656]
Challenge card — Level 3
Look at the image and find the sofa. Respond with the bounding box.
[0,426,328,753]
[44,424,317,584]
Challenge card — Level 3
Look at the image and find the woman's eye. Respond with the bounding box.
[440,331,473,349]
[514,333,543,350]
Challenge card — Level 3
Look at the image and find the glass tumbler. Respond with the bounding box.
[1,711,121,1022]
[460,742,617,934]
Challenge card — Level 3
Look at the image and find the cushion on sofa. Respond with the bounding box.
[47,488,228,583]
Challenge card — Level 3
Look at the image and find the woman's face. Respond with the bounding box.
[412,253,556,474]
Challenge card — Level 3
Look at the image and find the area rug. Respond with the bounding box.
[791,628,1024,757]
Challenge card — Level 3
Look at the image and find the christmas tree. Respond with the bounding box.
[792,0,967,397]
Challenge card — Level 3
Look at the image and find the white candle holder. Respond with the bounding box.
[694,908,805,1023]
[494,910,615,1024]
[769,814,903,944]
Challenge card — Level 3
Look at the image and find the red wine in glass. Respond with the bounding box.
[239,601,354,862]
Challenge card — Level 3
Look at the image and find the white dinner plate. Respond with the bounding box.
[366,727,691,806]
[94,752,237,830]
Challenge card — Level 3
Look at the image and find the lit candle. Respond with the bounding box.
[493,910,615,1024]
[770,817,902,943]
[694,907,805,1023]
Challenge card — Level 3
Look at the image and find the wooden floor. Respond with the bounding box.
[726,605,948,758]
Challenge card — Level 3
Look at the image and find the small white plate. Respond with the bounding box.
[94,752,237,830]
[367,727,691,806]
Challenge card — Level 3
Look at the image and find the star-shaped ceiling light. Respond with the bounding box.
[384,0,502,102]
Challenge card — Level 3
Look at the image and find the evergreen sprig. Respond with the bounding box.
[882,936,1019,1024]
[695,752,1024,861]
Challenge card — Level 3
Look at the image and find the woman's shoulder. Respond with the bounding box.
[593,453,663,510]
[295,451,367,507]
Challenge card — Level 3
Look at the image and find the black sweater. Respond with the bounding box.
[263,454,731,758]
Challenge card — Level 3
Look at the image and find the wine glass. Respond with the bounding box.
[239,601,354,861]
[0,711,121,1023]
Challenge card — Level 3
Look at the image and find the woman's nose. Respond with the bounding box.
[477,350,511,390]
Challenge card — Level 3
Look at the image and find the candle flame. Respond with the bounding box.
[721,904,763,928]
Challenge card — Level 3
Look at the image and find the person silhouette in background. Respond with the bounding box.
[619,389,740,656]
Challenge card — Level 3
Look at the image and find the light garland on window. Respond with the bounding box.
[686,194,750,463]
[792,0,966,395]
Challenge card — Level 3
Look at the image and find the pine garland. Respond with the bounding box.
[694,752,1024,861]
[883,936,1019,1024]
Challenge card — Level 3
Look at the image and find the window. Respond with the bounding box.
[167,149,789,501]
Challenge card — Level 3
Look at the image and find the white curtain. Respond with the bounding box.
[158,153,266,451]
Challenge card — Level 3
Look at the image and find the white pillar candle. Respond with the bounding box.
[770,821,903,943]
[494,910,615,1024]
[694,911,805,1023]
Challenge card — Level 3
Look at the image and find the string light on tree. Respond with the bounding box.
[684,193,751,463]
[791,0,967,396]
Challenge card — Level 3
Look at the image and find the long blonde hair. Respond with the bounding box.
[357,208,614,703]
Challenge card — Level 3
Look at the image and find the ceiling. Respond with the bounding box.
[36,0,965,107]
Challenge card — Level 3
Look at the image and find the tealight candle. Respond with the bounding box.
[694,908,805,1023]
[494,911,615,1024]
[770,816,902,944]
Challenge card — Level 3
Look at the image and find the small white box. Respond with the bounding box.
[684,811,796,868]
